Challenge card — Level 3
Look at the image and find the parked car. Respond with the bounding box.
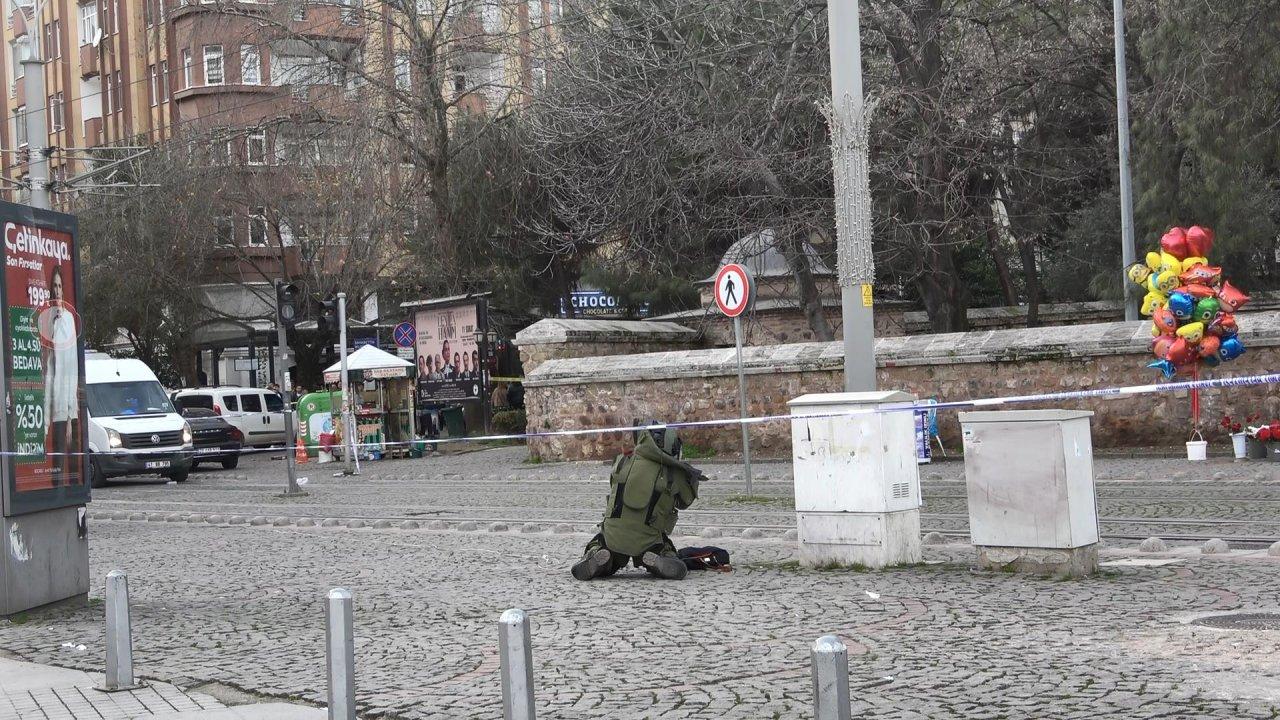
[86,354,193,487]
[180,407,244,470]
[171,387,287,447]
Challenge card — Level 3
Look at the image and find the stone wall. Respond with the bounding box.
[524,314,1280,461]
[515,318,698,375]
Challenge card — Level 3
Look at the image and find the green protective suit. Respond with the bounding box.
[593,430,702,561]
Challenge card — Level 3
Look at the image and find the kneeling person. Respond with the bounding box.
[572,424,704,581]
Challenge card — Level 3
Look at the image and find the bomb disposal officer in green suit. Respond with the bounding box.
[572,423,705,581]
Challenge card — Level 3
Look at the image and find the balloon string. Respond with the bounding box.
[1191,365,1201,430]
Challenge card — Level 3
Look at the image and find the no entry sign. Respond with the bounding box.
[713,263,753,317]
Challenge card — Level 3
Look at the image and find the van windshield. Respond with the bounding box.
[87,381,175,417]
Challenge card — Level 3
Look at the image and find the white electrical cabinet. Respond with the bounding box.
[959,410,1099,550]
[789,391,922,568]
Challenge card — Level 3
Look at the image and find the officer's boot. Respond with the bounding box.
[641,551,688,580]
[571,547,614,581]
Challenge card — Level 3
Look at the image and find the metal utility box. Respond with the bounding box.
[959,410,1099,577]
[789,391,922,568]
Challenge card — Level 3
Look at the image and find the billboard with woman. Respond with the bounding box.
[1,202,87,516]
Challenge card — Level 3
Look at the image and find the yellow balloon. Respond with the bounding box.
[1145,251,1162,271]
[1158,252,1183,275]
[1183,256,1207,268]
[1176,322,1205,343]
[1155,270,1180,294]
[1140,291,1166,316]
[1127,263,1152,286]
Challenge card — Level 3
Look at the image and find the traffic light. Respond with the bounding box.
[275,280,300,329]
[316,296,338,335]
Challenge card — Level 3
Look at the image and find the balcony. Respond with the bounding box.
[79,44,99,78]
[83,117,102,147]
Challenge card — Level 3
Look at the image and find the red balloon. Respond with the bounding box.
[1217,281,1250,312]
[1207,312,1238,337]
[1173,284,1216,299]
[1179,265,1222,286]
[1160,227,1189,260]
[1166,337,1196,365]
[1185,225,1214,258]
[1153,307,1178,335]
[1197,335,1221,358]
[1151,335,1175,360]
[1261,427,1274,442]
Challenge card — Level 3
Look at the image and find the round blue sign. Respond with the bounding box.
[393,322,417,348]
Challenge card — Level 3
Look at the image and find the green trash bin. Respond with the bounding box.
[441,406,466,437]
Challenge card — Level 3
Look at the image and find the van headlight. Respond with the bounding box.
[182,423,193,447]
[107,428,123,449]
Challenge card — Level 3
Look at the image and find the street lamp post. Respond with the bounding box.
[19,0,52,210]
[827,1,877,391]
[1113,0,1139,322]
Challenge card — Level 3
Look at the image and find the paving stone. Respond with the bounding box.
[320,519,342,528]
[296,518,317,528]
[457,521,478,532]
[272,517,293,527]
[520,523,543,533]
[701,527,723,538]
[346,519,367,529]
[552,524,575,534]
[740,528,764,539]
[922,532,947,545]
[372,520,393,529]
[426,520,448,530]
[1270,541,1280,557]
[226,516,247,525]
[488,522,509,532]
[248,516,270,526]
[186,514,207,524]
[206,515,226,524]
[399,520,420,530]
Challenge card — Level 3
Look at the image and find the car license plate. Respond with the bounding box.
[198,448,221,455]
[145,460,171,469]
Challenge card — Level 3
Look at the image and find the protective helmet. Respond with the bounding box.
[638,420,681,458]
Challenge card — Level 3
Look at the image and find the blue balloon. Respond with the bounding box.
[1219,336,1245,361]
[1201,354,1222,368]
[1167,292,1195,320]
[1147,359,1177,378]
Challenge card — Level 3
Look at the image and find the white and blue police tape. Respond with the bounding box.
[21,372,1280,457]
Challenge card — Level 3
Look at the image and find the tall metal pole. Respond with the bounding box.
[338,293,357,475]
[828,1,876,391]
[732,316,753,496]
[20,38,50,210]
[274,282,302,496]
[1113,0,1139,322]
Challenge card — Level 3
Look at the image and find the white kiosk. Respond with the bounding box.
[789,391,922,568]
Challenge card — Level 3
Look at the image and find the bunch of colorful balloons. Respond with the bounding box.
[1127,226,1250,378]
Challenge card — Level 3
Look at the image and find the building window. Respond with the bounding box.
[14,106,27,146]
[394,52,410,90]
[101,0,116,36]
[453,74,466,93]
[480,1,501,34]
[215,215,234,246]
[293,1,306,21]
[247,129,266,165]
[527,0,542,28]
[159,60,169,101]
[248,209,268,246]
[531,64,546,90]
[103,74,113,114]
[112,71,122,114]
[48,92,64,131]
[203,45,224,85]
[240,45,260,85]
[148,64,157,106]
[182,49,192,89]
[79,3,99,45]
[44,19,61,58]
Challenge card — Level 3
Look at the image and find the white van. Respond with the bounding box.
[170,387,287,447]
[85,354,193,487]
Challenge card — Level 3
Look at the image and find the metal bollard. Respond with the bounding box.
[498,608,536,720]
[811,635,851,720]
[103,570,135,690]
[326,588,356,720]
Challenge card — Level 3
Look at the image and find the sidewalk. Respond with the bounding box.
[0,657,323,720]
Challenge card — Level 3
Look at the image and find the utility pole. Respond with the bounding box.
[274,281,304,496]
[827,1,876,391]
[1113,0,1138,322]
[20,28,50,210]
[337,292,358,476]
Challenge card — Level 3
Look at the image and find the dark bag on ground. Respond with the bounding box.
[677,546,731,571]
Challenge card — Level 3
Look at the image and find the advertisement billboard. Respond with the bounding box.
[413,301,487,404]
[1,202,87,516]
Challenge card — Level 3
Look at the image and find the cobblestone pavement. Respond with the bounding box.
[1,448,1278,719]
